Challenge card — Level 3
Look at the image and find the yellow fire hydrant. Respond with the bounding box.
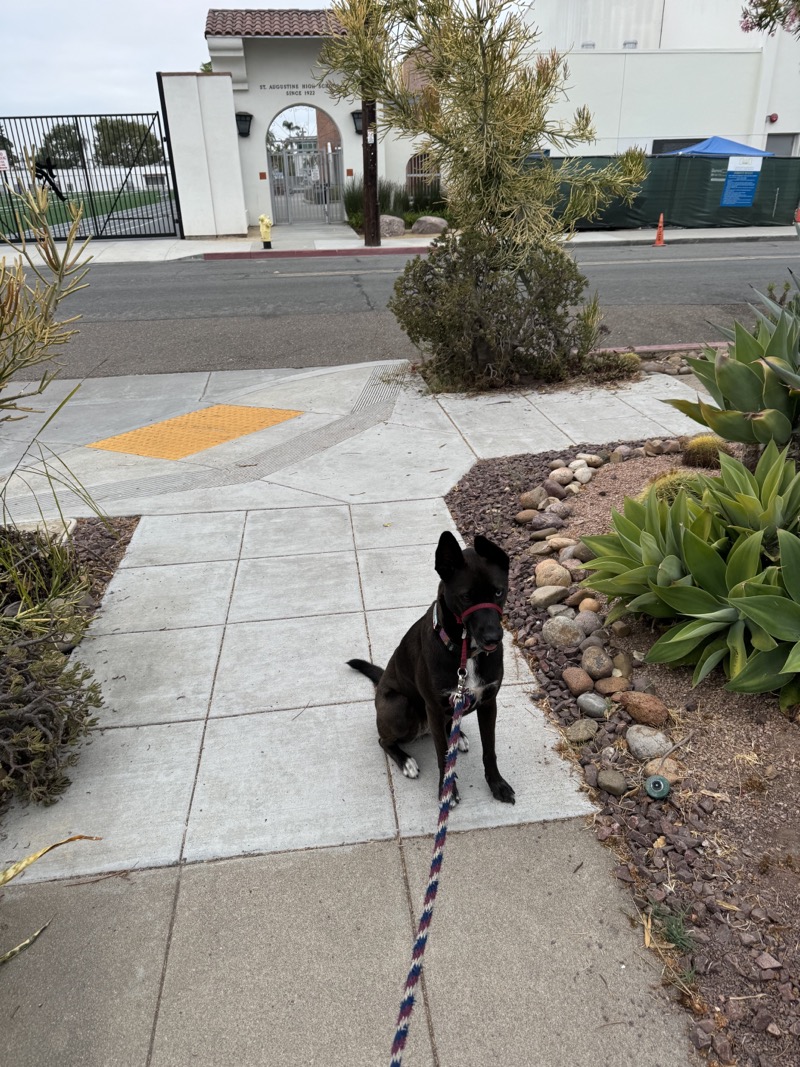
[258,214,272,249]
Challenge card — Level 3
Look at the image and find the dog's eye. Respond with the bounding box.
[494,589,504,600]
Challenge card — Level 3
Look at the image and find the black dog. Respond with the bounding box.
[348,531,515,805]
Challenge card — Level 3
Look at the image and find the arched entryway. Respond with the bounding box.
[267,105,344,224]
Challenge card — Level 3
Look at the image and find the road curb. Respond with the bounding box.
[202,245,432,261]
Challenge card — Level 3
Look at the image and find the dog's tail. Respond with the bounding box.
[347,658,384,686]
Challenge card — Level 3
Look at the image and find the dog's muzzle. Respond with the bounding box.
[455,602,503,653]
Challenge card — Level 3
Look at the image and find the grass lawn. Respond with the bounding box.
[0,188,172,232]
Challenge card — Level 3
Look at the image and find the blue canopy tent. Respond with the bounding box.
[663,136,773,157]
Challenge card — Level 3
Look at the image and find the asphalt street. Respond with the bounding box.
[42,239,800,378]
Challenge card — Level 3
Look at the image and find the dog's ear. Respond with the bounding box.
[435,531,465,581]
[474,535,510,574]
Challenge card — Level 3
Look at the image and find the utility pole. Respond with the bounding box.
[362,98,380,247]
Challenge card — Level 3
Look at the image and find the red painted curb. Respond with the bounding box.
[203,245,431,261]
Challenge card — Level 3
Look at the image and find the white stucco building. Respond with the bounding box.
[157,3,800,235]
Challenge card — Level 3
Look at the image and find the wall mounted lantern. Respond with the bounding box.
[236,112,253,137]
[351,110,363,135]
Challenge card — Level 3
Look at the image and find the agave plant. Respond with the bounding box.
[663,279,800,445]
[581,489,727,623]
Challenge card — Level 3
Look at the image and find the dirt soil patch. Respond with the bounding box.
[446,448,800,1067]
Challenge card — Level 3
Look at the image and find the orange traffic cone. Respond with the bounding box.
[654,213,665,247]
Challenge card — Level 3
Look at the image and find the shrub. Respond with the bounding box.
[682,434,733,469]
[346,210,364,233]
[390,230,614,389]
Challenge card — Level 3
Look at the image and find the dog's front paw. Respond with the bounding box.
[403,757,420,779]
[439,778,460,807]
[457,730,469,753]
[489,776,515,804]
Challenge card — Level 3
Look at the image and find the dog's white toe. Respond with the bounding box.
[458,732,469,753]
[403,757,420,778]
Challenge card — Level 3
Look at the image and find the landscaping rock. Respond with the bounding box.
[644,439,664,455]
[515,510,564,530]
[615,691,670,727]
[379,214,406,237]
[574,466,594,484]
[542,616,583,648]
[535,560,571,587]
[562,667,594,696]
[576,453,604,467]
[541,479,568,499]
[597,769,627,796]
[568,459,588,470]
[644,757,684,784]
[529,527,560,540]
[594,676,632,696]
[626,725,672,760]
[547,604,575,618]
[546,501,573,519]
[529,585,569,608]
[519,486,548,509]
[578,597,601,613]
[549,467,574,486]
[574,610,602,634]
[564,719,598,744]
[410,215,448,234]
[548,536,578,550]
[612,652,634,678]
[609,619,631,637]
[581,645,614,679]
[527,541,553,556]
[577,692,608,719]
[548,458,567,470]
[571,541,595,563]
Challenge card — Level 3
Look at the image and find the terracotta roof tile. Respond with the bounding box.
[205,9,341,37]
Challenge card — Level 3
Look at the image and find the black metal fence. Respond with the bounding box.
[0,112,181,240]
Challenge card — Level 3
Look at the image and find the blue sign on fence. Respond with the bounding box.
[720,156,763,208]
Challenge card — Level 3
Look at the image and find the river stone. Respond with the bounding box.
[568,459,588,470]
[597,769,627,796]
[574,610,602,634]
[410,215,448,234]
[547,604,575,618]
[542,615,583,648]
[643,757,684,784]
[535,559,571,587]
[519,486,548,509]
[572,542,595,563]
[379,214,406,237]
[541,478,568,500]
[577,692,608,719]
[615,691,670,727]
[574,466,594,484]
[529,585,569,608]
[527,541,553,556]
[581,645,614,679]
[546,501,573,519]
[548,536,578,550]
[626,725,672,760]
[612,652,634,678]
[564,719,598,744]
[530,527,560,541]
[577,453,604,467]
[579,597,601,613]
[594,676,631,696]
[548,458,567,470]
[562,667,594,696]
[549,467,574,485]
[515,510,564,530]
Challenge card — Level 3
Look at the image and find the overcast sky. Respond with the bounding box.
[1,1,329,116]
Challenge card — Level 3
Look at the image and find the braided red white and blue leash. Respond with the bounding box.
[389,675,467,1066]
[389,600,502,1065]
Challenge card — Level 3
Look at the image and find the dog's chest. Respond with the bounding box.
[444,657,497,708]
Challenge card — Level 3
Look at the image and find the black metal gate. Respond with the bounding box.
[0,112,181,240]
[268,146,344,224]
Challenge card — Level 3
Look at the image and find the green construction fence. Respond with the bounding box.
[559,155,800,230]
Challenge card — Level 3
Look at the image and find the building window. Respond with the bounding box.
[406,152,440,202]
[766,133,797,157]
[651,138,705,156]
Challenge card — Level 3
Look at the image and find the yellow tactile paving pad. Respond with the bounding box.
[88,405,303,460]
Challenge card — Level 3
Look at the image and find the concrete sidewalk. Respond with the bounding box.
[9,219,796,266]
[0,364,705,1066]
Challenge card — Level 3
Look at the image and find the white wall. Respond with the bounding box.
[531,0,760,51]
[159,73,248,237]
[545,49,764,154]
